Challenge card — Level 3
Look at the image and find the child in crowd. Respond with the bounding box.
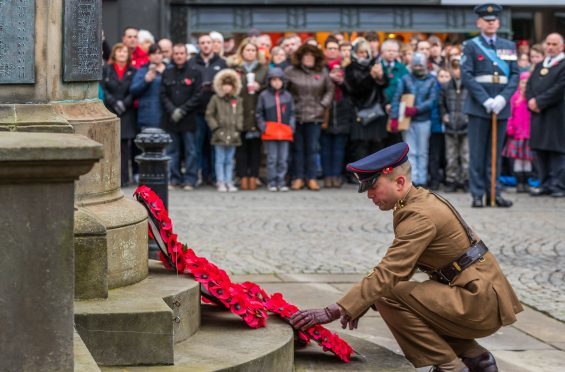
[503,72,533,193]
[428,68,451,190]
[440,59,469,192]
[205,69,244,192]
[256,68,296,191]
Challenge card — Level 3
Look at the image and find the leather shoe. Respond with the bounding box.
[471,196,483,208]
[551,190,565,197]
[307,179,320,191]
[530,186,550,196]
[462,351,498,372]
[291,179,304,190]
[486,195,513,208]
[444,183,457,193]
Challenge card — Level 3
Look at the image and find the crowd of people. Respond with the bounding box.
[99,26,565,199]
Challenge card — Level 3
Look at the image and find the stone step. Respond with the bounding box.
[101,305,295,372]
[294,333,413,371]
[74,328,101,372]
[75,260,200,366]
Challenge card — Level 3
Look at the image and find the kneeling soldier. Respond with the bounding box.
[290,142,522,372]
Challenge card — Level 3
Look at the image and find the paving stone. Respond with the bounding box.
[124,187,565,321]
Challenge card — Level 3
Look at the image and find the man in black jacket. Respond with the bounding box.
[189,34,228,185]
[161,44,202,190]
[526,33,565,197]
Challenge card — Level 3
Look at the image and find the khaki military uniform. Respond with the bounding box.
[337,186,522,367]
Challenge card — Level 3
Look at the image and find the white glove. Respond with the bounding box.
[482,98,495,114]
[491,95,507,114]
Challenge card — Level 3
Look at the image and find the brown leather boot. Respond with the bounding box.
[249,177,257,190]
[324,177,332,188]
[291,179,304,190]
[307,179,320,191]
[332,176,342,188]
[462,352,498,372]
[240,177,249,190]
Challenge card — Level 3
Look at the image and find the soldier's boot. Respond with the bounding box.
[462,351,498,372]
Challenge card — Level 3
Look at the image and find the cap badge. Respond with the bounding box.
[487,6,493,12]
[382,167,393,175]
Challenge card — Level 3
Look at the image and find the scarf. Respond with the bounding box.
[243,60,258,73]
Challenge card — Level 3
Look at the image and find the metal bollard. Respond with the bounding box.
[135,128,172,259]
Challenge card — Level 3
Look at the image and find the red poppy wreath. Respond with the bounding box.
[134,185,354,362]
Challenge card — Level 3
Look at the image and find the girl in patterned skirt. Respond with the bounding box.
[503,72,533,193]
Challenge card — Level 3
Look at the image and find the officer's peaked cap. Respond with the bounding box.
[347,142,410,192]
[474,3,503,21]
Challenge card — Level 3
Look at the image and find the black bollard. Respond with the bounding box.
[135,128,172,259]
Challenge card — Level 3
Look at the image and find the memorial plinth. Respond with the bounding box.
[0,132,102,372]
[0,0,148,299]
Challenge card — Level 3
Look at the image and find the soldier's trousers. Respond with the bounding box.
[376,281,500,367]
[467,115,507,198]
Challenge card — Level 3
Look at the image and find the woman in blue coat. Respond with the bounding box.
[131,44,167,129]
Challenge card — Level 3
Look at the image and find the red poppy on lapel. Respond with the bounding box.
[184,78,192,85]
[314,74,320,80]
[477,55,484,61]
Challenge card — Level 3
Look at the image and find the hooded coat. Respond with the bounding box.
[255,68,296,133]
[284,44,334,123]
[205,69,244,146]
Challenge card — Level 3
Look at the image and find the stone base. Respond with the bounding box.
[294,333,413,371]
[75,263,201,366]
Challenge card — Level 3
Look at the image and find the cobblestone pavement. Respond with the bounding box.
[126,185,565,321]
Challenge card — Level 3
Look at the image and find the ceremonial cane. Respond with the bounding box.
[490,112,497,207]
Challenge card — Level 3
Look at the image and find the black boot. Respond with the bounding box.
[516,172,527,193]
[462,351,498,372]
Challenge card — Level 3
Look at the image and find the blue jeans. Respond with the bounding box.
[293,122,321,180]
[320,132,348,177]
[195,114,215,182]
[214,145,236,184]
[264,141,290,187]
[402,120,431,185]
[167,131,198,186]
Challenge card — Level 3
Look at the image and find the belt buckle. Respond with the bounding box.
[492,74,500,84]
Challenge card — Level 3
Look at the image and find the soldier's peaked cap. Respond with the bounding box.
[346,142,410,192]
[474,3,502,21]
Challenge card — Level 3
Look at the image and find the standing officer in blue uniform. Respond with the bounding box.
[461,3,519,208]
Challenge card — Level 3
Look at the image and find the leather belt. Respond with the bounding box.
[419,241,488,285]
[474,75,508,84]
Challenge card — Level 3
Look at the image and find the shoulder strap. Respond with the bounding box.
[430,191,479,245]
[472,37,510,78]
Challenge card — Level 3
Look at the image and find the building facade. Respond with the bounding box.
[102,0,565,44]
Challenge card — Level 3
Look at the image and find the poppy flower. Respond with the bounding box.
[478,54,484,61]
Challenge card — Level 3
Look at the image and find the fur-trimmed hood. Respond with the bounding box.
[213,68,242,97]
[290,44,326,73]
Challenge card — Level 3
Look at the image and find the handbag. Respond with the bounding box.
[355,88,385,126]
[261,121,293,141]
[260,92,294,141]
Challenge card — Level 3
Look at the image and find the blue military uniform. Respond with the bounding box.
[461,3,519,207]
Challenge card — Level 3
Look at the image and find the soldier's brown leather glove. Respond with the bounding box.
[290,303,342,331]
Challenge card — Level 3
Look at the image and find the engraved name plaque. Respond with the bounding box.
[0,0,35,84]
[63,0,102,82]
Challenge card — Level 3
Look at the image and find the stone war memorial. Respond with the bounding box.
[0,1,415,371]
